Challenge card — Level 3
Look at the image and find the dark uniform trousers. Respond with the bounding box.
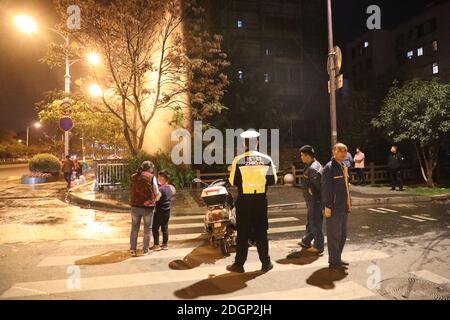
[303,199,324,250]
[326,212,348,266]
[234,195,270,266]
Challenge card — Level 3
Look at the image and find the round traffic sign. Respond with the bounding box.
[59,116,73,132]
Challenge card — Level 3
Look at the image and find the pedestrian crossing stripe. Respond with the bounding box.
[225,281,375,300]
[1,249,389,299]
[410,270,450,284]
[376,208,398,213]
[410,215,437,221]
[368,208,388,213]
[400,216,426,222]
[58,225,306,247]
[368,208,399,213]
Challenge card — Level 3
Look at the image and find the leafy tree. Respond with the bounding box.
[372,78,450,187]
[36,90,127,156]
[46,0,229,155]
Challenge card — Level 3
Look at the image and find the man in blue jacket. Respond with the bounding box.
[298,145,324,254]
[321,143,352,271]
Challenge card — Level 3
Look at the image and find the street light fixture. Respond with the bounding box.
[86,52,100,66]
[26,122,42,159]
[88,84,102,97]
[14,15,100,157]
[14,15,37,33]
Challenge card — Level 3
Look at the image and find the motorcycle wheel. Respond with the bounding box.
[219,238,228,255]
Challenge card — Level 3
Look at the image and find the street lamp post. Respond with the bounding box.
[14,16,100,158]
[327,0,338,149]
[26,122,41,159]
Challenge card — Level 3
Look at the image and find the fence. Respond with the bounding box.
[94,160,419,188]
[95,160,127,188]
[196,162,419,186]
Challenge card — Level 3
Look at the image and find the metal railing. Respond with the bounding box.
[95,160,126,188]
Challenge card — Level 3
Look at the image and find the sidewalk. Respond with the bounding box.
[68,181,435,214]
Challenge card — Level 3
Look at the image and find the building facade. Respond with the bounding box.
[209,0,328,150]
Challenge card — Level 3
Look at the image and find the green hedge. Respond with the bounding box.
[29,153,61,175]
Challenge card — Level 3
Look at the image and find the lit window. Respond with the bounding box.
[432,62,439,74]
[407,50,414,59]
[432,40,438,51]
[364,41,369,48]
[417,47,423,56]
[264,73,269,83]
[237,20,243,28]
[265,48,269,55]
[238,70,244,80]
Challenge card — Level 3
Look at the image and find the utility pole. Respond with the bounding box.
[63,35,71,157]
[327,0,338,148]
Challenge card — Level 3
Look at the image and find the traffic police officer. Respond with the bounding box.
[298,145,324,254]
[321,143,352,271]
[227,129,278,273]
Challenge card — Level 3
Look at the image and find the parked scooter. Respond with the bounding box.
[193,178,236,255]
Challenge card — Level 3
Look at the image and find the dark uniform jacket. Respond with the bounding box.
[388,152,404,170]
[301,160,322,202]
[229,150,277,197]
[321,158,351,214]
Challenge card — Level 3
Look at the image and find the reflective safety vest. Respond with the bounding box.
[229,151,277,195]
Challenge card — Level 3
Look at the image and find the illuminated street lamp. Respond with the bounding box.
[14,15,37,33]
[88,84,102,97]
[86,52,100,66]
[14,15,99,156]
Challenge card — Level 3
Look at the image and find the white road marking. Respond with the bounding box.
[400,216,426,222]
[368,208,388,213]
[59,224,306,247]
[411,215,437,221]
[170,215,203,221]
[411,270,450,284]
[1,249,389,299]
[377,208,398,213]
[226,281,375,300]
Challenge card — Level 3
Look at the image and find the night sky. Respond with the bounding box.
[0,0,436,136]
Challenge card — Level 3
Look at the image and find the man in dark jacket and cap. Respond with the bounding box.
[388,146,404,191]
[298,145,324,254]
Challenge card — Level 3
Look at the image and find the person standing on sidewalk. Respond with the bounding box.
[298,145,324,254]
[61,155,73,190]
[129,161,159,257]
[353,147,365,185]
[226,129,277,273]
[388,146,404,191]
[151,170,173,251]
[321,143,352,272]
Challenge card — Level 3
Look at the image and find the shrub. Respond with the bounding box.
[29,153,61,175]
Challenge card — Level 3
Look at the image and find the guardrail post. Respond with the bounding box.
[369,162,375,185]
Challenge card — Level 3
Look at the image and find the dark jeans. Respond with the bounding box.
[63,172,72,189]
[234,196,270,266]
[355,168,365,185]
[130,206,154,251]
[390,169,403,190]
[153,210,170,245]
[326,212,348,266]
[302,199,324,250]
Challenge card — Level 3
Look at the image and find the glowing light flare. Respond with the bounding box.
[14,15,37,33]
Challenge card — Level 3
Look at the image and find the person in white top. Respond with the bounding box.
[353,147,365,185]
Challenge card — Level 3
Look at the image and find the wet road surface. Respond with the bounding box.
[0,184,449,300]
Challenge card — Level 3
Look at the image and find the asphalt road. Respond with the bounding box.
[0,190,449,300]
